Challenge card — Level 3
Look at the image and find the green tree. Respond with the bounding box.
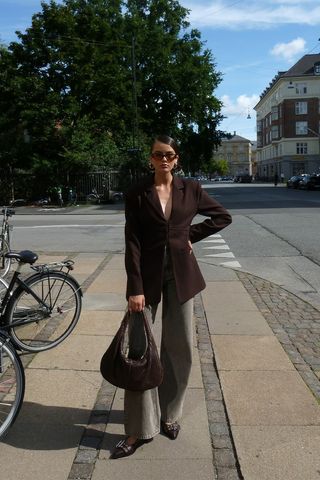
[207,158,229,176]
[0,0,224,192]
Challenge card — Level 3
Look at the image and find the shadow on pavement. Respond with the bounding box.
[1,402,124,450]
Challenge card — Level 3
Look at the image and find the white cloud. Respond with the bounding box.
[270,37,306,62]
[221,94,260,116]
[184,1,320,29]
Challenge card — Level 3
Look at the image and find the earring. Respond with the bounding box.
[148,163,155,171]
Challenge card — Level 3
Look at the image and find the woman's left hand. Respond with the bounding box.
[188,240,193,254]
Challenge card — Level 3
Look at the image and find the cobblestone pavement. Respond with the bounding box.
[237,270,320,402]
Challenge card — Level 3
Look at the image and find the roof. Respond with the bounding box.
[222,134,251,143]
[256,54,320,105]
[282,54,320,77]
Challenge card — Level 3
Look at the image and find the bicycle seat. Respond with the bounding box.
[6,250,38,264]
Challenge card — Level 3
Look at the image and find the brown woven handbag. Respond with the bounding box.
[100,310,164,391]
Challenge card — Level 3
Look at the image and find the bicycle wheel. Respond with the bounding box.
[0,335,25,439]
[0,237,10,278]
[5,272,82,352]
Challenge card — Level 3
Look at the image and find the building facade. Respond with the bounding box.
[254,54,320,181]
[214,132,253,177]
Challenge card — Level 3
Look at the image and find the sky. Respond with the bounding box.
[1,0,320,141]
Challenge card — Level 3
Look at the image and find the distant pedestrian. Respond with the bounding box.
[56,186,63,207]
[110,134,232,459]
[280,173,284,183]
[68,187,77,205]
[274,173,279,186]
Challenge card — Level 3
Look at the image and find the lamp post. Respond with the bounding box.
[307,127,320,172]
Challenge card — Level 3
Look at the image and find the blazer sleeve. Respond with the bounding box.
[124,192,144,298]
[189,182,232,243]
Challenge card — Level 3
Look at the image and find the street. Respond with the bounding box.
[9,182,320,310]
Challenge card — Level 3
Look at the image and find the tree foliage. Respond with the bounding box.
[0,0,224,193]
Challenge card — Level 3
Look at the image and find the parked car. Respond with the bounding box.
[9,198,26,207]
[233,174,252,183]
[298,174,320,190]
[110,191,123,202]
[286,174,307,188]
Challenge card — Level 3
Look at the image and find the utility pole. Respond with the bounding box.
[131,35,138,149]
[307,127,320,172]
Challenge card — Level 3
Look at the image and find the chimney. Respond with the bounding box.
[233,131,236,136]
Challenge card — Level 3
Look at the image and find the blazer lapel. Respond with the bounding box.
[170,176,185,221]
[144,175,164,219]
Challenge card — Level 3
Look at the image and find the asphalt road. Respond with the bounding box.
[7,182,320,309]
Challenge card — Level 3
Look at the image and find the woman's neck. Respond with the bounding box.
[154,172,173,188]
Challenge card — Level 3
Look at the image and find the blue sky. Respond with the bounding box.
[1,0,320,140]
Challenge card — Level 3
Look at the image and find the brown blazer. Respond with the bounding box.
[125,175,232,305]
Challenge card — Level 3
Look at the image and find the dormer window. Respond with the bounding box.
[314,63,320,75]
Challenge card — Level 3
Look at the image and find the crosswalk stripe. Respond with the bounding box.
[220,260,242,268]
[202,239,226,243]
[205,252,235,258]
[202,245,230,250]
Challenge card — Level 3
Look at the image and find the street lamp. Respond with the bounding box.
[307,127,320,172]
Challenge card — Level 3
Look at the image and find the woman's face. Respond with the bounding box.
[150,141,178,174]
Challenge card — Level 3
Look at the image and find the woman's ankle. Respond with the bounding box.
[126,436,138,445]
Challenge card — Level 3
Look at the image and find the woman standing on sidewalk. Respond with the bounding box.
[111,134,232,459]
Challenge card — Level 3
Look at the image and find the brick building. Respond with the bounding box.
[254,54,320,180]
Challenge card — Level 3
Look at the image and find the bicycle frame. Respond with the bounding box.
[0,208,13,271]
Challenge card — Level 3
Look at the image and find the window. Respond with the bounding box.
[296,143,308,154]
[295,83,307,94]
[296,121,308,135]
[257,120,262,133]
[295,101,307,115]
[271,106,278,120]
[315,63,320,75]
[271,126,279,139]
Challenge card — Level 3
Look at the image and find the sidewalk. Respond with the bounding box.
[1,252,320,479]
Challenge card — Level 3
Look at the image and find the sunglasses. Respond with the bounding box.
[151,152,177,161]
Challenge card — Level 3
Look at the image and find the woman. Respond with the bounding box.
[111,134,232,459]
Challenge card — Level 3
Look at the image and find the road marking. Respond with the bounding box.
[205,252,235,258]
[202,245,230,250]
[220,260,242,268]
[202,239,226,243]
[200,234,241,268]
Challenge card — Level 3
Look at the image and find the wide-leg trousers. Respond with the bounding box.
[124,253,194,439]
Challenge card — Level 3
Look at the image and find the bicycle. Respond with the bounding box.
[0,332,25,438]
[0,250,83,353]
[0,207,15,278]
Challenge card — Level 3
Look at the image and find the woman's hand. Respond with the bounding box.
[188,240,193,254]
[128,295,145,312]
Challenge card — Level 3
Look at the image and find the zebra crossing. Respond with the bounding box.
[199,234,241,269]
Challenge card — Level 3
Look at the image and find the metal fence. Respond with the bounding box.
[70,170,121,201]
